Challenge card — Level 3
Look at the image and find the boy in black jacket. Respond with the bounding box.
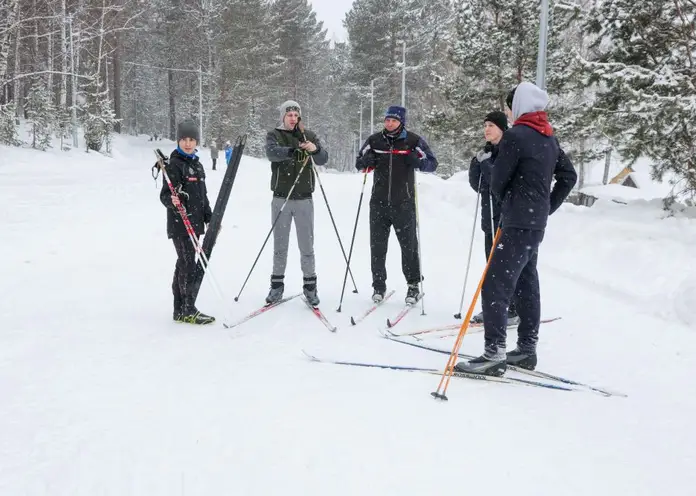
[456,82,577,376]
[159,119,215,324]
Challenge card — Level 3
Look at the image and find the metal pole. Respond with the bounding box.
[536,0,549,89]
[198,65,203,145]
[401,41,406,107]
[69,18,78,148]
[359,101,363,144]
[370,79,374,134]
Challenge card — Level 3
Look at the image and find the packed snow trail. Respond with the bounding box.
[1,134,695,495]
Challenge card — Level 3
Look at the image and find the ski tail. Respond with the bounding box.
[224,292,300,329]
[350,290,396,326]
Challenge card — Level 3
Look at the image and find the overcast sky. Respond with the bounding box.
[309,0,354,42]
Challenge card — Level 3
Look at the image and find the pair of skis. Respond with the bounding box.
[303,336,626,398]
[349,290,424,329]
[225,293,336,332]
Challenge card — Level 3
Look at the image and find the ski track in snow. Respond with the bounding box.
[1,134,695,495]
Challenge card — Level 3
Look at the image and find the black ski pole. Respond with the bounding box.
[234,155,311,302]
[312,166,359,295]
[296,121,359,297]
[337,169,369,312]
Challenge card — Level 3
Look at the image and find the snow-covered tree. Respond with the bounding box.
[25,76,56,150]
[582,0,696,202]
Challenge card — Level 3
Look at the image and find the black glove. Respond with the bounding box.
[405,150,421,168]
[483,142,493,153]
[357,151,378,171]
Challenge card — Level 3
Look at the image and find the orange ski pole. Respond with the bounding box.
[431,227,503,401]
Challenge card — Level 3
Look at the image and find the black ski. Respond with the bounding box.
[302,350,574,392]
[190,135,247,303]
[378,331,626,397]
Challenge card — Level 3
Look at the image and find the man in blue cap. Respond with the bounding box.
[355,105,438,304]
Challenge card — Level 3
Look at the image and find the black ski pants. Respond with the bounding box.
[484,230,517,317]
[481,228,544,355]
[172,235,197,313]
[369,199,420,291]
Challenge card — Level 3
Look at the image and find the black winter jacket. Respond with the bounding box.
[468,143,501,233]
[159,149,212,239]
[490,125,577,230]
[355,128,437,205]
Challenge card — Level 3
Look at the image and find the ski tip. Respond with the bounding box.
[301,350,319,361]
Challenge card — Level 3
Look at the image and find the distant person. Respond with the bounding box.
[264,100,328,307]
[455,82,577,376]
[224,140,233,165]
[355,105,437,305]
[159,119,215,325]
[210,141,219,170]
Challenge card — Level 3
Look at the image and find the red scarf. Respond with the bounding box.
[515,111,553,136]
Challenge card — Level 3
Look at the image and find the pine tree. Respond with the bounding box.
[582,0,696,202]
[81,70,117,153]
[0,103,20,146]
[426,0,539,167]
[25,77,56,150]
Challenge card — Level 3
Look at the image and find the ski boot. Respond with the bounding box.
[303,276,320,307]
[405,284,420,305]
[470,311,484,324]
[178,308,215,325]
[372,288,386,303]
[265,275,284,305]
[455,355,507,377]
[506,348,537,370]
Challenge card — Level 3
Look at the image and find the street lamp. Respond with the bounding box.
[536,0,549,89]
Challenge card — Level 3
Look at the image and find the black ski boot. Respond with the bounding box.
[455,350,507,377]
[470,311,484,324]
[405,284,420,305]
[303,276,320,307]
[506,348,537,370]
[178,308,215,325]
[372,288,386,303]
[265,275,284,305]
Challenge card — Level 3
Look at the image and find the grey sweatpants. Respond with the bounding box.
[271,196,316,278]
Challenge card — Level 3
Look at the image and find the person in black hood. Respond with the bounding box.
[355,105,438,304]
[468,111,519,326]
[159,119,215,325]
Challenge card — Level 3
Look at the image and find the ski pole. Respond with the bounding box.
[337,169,369,312]
[234,155,311,302]
[154,150,232,325]
[432,226,503,401]
[454,174,482,319]
[413,172,426,316]
[311,166,359,294]
[297,121,359,295]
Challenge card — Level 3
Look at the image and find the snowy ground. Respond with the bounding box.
[1,134,695,495]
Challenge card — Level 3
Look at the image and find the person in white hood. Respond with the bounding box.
[455,82,577,377]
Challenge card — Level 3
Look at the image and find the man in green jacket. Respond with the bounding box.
[264,100,329,306]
